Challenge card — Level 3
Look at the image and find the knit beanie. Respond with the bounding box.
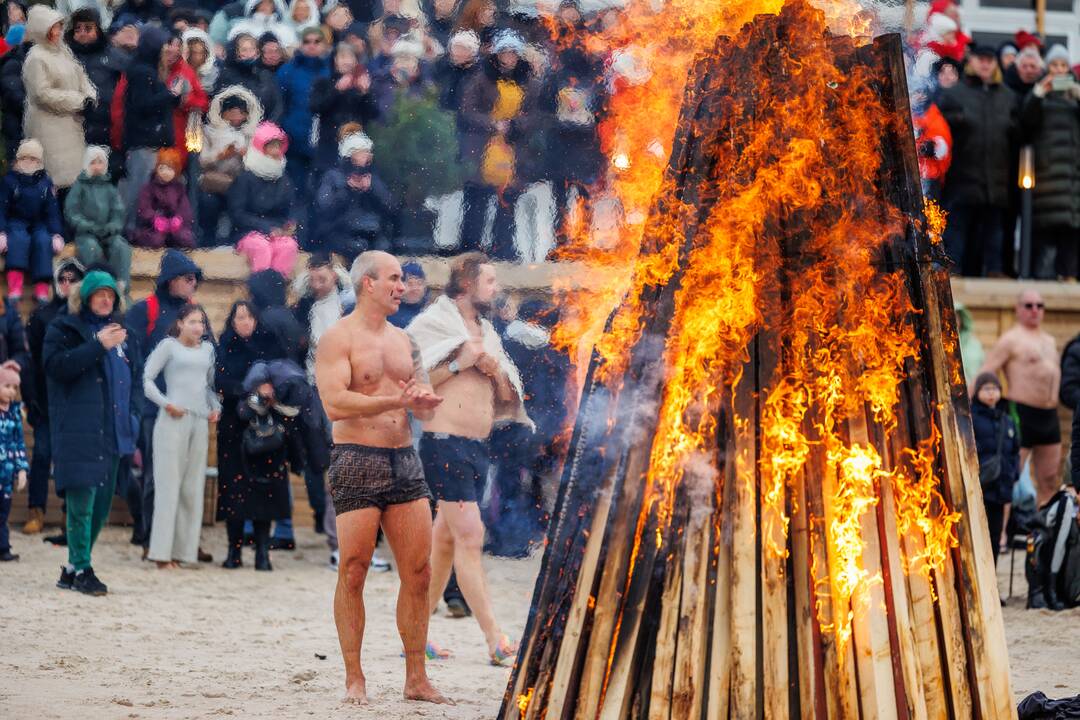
[448,30,480,55]
[16,138,44,162]
[973,372,1002,398]
[80,270,119,304]
[1045,44,1070,65]
[156,147,183,174]
[338,132,373,158]
[0,366,19,387]
[83,145,109,173]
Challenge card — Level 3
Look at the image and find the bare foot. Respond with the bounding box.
[343,677,368,705]
[155,561,173,569]
[404,678,455,705]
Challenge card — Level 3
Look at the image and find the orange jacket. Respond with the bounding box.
[913,102,952,182]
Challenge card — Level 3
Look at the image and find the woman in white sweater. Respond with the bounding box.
[144,305,221,568]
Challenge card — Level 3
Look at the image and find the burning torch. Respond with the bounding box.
[1019,145,1035,278]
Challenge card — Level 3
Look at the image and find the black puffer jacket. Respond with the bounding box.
[1020,84,1080,230]
[247,270,303,364]
[67,9,128,148]
[308,71,380,172]
[971,398,1021,505]
[0,43,27,160]
[226,166,295,242]
[937,72,1019,208]
[1060,334,1080,489]
[122,26,180,150]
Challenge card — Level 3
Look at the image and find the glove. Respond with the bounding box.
[51,234,64,253]
[153,216,169,233]
[81,97,94,115]
[0,233,6,253]
[169,216,183,232]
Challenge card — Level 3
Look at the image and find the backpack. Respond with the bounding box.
[1026,491,1080,607]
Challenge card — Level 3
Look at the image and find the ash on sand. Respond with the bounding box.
[0,525,538,719]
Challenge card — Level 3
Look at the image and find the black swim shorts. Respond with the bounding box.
[1012,402,1062,449]
[327,443,431,515]
[419,432,490,503]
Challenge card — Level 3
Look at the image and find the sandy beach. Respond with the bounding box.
[1,524,1076,719]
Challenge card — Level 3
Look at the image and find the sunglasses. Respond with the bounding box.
[303,37,323,45]
[1023,302,1045,310]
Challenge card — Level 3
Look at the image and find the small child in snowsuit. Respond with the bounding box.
[132,148,195,250]
[0,366,29,562]
[0,139,65,302]
[65,146,133,295]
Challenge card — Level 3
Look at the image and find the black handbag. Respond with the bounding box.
[242,409,286,458]
[979,417,1007,489]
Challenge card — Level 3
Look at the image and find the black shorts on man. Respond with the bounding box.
[1013,401,1062,449]
[419,433,490,503]
[327,444,431,515]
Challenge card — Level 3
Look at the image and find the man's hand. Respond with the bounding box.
[346,174,372,191]
[96,323,127,350]
[455,340,484,370]
[398,379,443,411]
[165,403,186,419]
[16,469,26,492]
[208,410,221,423]
[335,73,354,91]
[475,353,499,378]
[257,382,275,401]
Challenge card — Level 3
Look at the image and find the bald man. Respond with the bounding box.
[316,251,451,706]
[977,289,1062,510]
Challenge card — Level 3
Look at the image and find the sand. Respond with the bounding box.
[1,524,1077,719]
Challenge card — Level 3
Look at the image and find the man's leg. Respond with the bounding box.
[942,203,972,273]
[382,499,449,703]
[434,500,503,650]
[428,509,456,612]
[0,491,11,553]
[140,415,156,547]
[1031,442,1063,507]
[66,487,96,571]
[87,461,118,555]
[334,506,381,703]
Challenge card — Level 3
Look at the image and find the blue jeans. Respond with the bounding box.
[6,221,54,281]
[27,421,51,510]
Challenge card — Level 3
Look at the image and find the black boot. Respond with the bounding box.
[222,544,243,569]
[1027,582,1048,609]
[1045,573,1066,611]
[254,537,272,571]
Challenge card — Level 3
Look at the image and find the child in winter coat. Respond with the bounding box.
[198,85,263,246]
[0,366,29,562]
[313,132,395,260]
[132,148,195,250]
[64,145,132,294]
[0,139,64,302]
[229,121,298,276]
[971,372,1021,565]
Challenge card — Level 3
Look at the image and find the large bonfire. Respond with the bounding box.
[506,0,1013,718]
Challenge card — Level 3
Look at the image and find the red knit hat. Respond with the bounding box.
[1014,30,1043,51]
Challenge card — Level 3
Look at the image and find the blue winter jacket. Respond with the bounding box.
[0,169,63,234]
[971,399,1021,505]
[276,53,330,159]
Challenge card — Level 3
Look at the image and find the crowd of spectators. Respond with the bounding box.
[0,0,613,285]
[910,0,1080,280]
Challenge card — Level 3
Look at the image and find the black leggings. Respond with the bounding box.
[226,518,270,549]
[985,501,1005,566]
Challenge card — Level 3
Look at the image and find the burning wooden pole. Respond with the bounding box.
[502,3,1013,718]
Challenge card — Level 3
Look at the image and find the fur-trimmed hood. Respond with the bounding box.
[290,264,352,298]
[67,278,125,317]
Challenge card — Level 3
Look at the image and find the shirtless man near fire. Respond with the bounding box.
[315,251,451,706]
[977,289,1062,511]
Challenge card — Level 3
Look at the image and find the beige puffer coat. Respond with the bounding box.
[22,5,97,188]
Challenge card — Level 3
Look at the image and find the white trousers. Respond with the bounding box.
[148,413,209,563]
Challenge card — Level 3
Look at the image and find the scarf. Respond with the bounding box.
[406,295,531,429]
[243,147,286,180]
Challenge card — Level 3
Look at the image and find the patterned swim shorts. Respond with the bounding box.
[327,444,431,515]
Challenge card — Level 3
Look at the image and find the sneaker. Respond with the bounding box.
[0,549,19,561]
[371,552,391,573]
[57,565,75,589]
[43,532,67,546]
[328,550,339,571]
[73,567,108,596]
[268,538,295,551]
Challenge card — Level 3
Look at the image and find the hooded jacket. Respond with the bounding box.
[200,84,263,192]
[125,248,202,361]
[216,33,283,122]
[312,158,395,257]
[309,65,380,171]
[937,70,1019,208]
[118,26,181,150]
[24,257,83,426]
[227,123,295,242]
[64,166,126,238]
[0,167,62,234]
[182,27,221,95]
[970,397,1020,505]
[276,49,330,156]
[290,265,353,381]
[132,173,194,246]
[66,8,127,147]
[44,284,143,492]
[1020,81,1080,231]
[21,5,98,187]
[248,269,303,363]
[0,42,27,159]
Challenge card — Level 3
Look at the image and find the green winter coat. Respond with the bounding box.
[64,172,125,238]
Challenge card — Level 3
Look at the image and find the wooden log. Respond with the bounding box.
[646,528,683,720]
[671,492,715,718]
[791,458,826,720]
[705,405,735,720]
[919,266,1015,720]
[728,344,760,719]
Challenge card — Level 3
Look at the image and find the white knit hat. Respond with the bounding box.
[927,13,958,41]
[449,29,480,55]
[16,138,44,162]
[1046,44,1071,65]
[339,132,373,158]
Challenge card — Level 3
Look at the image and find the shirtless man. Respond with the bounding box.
[315,251,450,706]
[977,289,1062,509]
[408,252,526,665]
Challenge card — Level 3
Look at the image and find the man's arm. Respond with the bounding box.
[409,336,438,422]
[973,333,1013,396]
[315,326,403,422]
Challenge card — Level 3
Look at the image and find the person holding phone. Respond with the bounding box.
[1021,44,1080,280]
[43,270,142,596]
